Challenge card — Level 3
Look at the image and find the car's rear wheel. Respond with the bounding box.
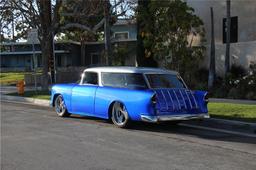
[54,95,70,117]
[111,102,130,128]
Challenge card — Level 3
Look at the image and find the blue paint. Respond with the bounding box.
[51,83,208,122]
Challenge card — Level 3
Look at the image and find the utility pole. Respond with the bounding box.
[225,0,231,76]
[208,7,215,89]
[104,0,111,66]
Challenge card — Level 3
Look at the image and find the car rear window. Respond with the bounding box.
[146,74,186,89]
[101,73,148,89]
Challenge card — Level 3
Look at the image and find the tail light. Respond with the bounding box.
[204,93,209,104]
[151,93,157,104]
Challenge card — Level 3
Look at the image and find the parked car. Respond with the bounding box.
[51,67,209,128]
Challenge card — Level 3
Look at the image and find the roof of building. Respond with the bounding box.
[84,66,177,74]
[0,50,69,55]
[114,19,136,26]
[0,40,80,46]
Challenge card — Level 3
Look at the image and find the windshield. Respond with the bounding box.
[101,73,148,89]
[145,74,186,89]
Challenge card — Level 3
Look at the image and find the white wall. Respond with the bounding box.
[186,0,256,75]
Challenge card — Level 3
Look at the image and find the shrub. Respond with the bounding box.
[230,65,246,78]
[224,63,256,100]
[207,63,256,100]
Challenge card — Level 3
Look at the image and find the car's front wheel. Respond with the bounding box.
[54,95,70,117]
[111,102,130,128]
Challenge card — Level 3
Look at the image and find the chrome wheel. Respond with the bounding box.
[55,95,70,117]
[111,102,129,128]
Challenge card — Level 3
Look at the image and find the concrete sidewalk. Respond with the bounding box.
[0,85,42,95]
[0,85,48,106]
[1,94,50,106]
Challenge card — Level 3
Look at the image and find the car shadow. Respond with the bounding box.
[212,115,256,123]
[67,115,256,145]
[128,121,256,145]
[68,114,110,124]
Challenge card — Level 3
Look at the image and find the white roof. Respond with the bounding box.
[84,66,178,74]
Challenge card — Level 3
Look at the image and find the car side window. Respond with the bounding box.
[101,73,147,89]
[82,72,98,85]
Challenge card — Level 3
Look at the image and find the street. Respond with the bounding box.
[1,101,256,170]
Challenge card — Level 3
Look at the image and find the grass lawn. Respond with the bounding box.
[208,102,256,123]
[0,72,25,85]
[8,90,51,100]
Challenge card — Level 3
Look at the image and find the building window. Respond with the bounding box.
[90,53,100,65]
[114,32,129,40]
[57,54,62,67]
[223,16,238,43]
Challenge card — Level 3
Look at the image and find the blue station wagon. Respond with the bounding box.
[51,67,209,128]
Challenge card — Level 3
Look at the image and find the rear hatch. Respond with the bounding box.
[153,88,200,115]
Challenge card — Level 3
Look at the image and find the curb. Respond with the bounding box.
[1,94,50,107]
[209,98,256,105]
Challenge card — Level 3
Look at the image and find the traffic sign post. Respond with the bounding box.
[27,29,39,92]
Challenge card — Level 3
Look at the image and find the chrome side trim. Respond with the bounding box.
[190,90,198,109]
[141,114,210,123]
[167,90,175,111]
[185,90,192,110]
[173,90,181,110]
[179,89,187,110]
[161,89,168,111]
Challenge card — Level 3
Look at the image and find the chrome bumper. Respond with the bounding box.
[141,114,210,123]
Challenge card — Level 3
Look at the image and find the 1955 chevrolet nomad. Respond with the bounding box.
[51,67,209,128]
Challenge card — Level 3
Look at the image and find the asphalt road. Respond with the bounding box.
[1,101,256,170]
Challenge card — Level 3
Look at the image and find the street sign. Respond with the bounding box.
[223,16,238,43]
[27,29,39,43]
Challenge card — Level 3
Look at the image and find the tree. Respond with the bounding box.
[39,0,59,87]
[0,0,34,41]
[57,0,106,65]
[136,0,205,84]
[1,0,63,89]
[1,0,131,89]
[136,0,158,67]
[59,0,132,66]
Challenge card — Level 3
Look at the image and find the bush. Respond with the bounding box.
[181,62,255,100]
[186,67,208,90]
[207,63,256,100]
[230,65,246,78]
[223,63,256,100]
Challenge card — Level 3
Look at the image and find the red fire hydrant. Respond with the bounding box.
[16,80,25,95]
